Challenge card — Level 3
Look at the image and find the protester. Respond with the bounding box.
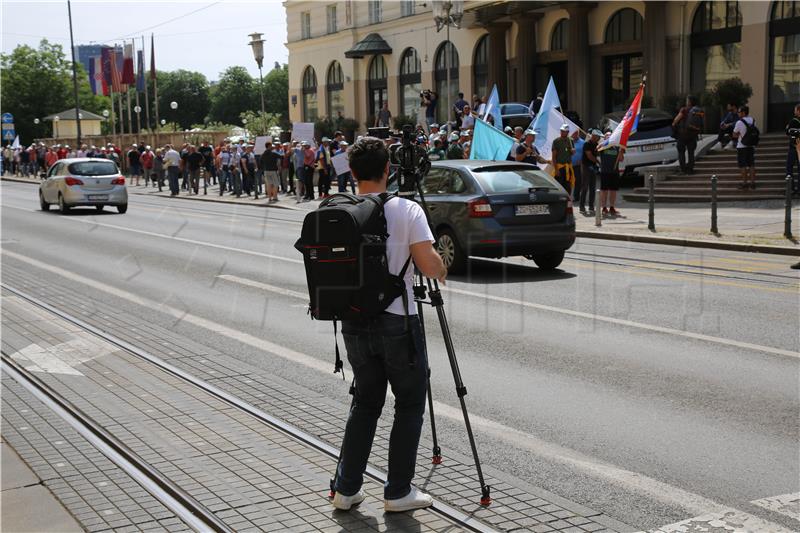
[302,141,316,201]
[453,92,468,122]
[331,136,445,513]
[446,132,464,160]
[424,91,437,133]
[672,95,703,174]
[199,141,216,186]
[786,103,800,196]
[126,144,142,186]
[185,145,205,194]
[732,105,757,190]
[293,141,306,202]
[141,146,154,187]
[570,130,585,200]
[460,105,475,131]
[45,147,58,170]
[163,144,181,196]
[241,145,258,196]
[152,148,165,192]
[579,130,601,215]
[375,102,392,128]
[427,137,446,161]
[599,132,624,216]
[529,92,544,116]
[516,130,547,165]
[316,137,333,198]
[552,124,576,193]
[260,141,282,203]
[216,144,231,195]
[229,145,243,197]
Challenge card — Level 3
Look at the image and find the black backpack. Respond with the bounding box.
[295,193,412,372]
[739,119,760,147]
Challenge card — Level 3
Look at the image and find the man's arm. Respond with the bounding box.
[411,241,447,283]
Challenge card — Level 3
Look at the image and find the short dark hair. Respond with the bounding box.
[687,94,698,106]
[794,103,800,111]
[740,105,749,114]
[348,137,389,182]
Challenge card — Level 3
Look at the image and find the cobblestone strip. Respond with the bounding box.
[2,293,464,532]
[1,378,189,532]
[2,264,628,532]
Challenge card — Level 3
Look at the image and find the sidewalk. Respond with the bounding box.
[4,173,798,254]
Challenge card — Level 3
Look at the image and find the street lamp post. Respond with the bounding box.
[134,105,142,135]
[248,32,266,115]
[432,1,463,129]
[53,116,60,139]
[170,101,178,133]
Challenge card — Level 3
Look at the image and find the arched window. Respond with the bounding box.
[326,61,344,119]
[690,1,742,93]
[399,48,421,117]
[473,35,489,104]
[302,66,318,122]
[367,55,388,126]
[550,18,569,51]
[434,41,459,124]
[605,8,643,43]
[769,1,800,129]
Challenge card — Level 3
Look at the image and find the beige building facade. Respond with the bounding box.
[286,1,799,133]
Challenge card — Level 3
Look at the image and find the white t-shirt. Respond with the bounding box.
[733,116,754,149]
[368,195,434,315]
[163,149,181,167]
[461,115,475,130]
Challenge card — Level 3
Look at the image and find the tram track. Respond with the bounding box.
[1,282,497,533]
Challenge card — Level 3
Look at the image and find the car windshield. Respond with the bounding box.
[68,161,118,176]
[472,167,558,192]
[502,104,529,115]
[629,119,674,141]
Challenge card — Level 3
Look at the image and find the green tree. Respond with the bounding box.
[239,110,280,136]
[209,66,258,125]
[156,69,210,130]
[263,63,289,128]
[1,39,108,142]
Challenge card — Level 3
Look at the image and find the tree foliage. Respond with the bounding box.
[209,66,258,125]
[0,39,110,142]
[156,69,210,130]
[263,64,289,128]
[239,110,280,136]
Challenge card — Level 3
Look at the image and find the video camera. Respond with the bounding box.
[390,124,430,195]
[788,128,800,140]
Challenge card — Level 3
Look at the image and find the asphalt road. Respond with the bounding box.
[2,180,798,531]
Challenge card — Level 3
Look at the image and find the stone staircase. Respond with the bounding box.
[624,133,791,202]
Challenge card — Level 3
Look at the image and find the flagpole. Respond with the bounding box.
[67,0,82,146]
[142,35,151,135]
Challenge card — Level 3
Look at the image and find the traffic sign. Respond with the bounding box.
[3,130,16,141]
[1,113,13,124]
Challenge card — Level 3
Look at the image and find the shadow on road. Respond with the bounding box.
[449,257,575,285]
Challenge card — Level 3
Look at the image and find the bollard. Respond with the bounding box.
[595,188,602,227]
[785,175,793,239]
[710,175,718,234]
[647,174,655,231]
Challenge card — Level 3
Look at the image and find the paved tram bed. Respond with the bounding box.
[0,265,627,533]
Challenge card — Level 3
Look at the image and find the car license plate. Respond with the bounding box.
[88,194,108,201]
[515,204,549,216]
[640,144,664,152]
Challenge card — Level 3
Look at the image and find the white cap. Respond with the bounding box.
[560,124,570,132]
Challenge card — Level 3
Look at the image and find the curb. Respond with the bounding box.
[576,230,800,256]
[128,190,301,211]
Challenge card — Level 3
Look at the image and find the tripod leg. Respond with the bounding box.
[416,282,442,465]
[426,278,491,505]
[330,380,356,498]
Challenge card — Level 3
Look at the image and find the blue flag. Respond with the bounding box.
[470,119,515,161]
[484,84,503,131]
[136,50,145,92]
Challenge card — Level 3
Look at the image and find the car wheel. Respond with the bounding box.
[530,250,565,271]
[117,204,128,214]
[95,205,104,212]
[39,191,50,211]
[437,228,467,274]
[58,194,70,214]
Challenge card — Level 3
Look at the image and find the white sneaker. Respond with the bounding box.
[384,487,433,512]
[332,489,365,510]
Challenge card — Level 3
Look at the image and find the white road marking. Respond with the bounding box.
[0,249,789,528]
[750,492,800,521]
[216,274,306,299]
[646,509,797,532]
[4,296,116,375]
[2,204,304,265]
[6,204,798,359]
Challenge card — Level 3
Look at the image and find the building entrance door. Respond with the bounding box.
[604,54,643,112]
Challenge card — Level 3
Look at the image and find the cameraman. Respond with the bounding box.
[331,137,446,513]
[786,103,800,196]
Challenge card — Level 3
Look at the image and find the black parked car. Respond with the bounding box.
[393,160,575,273]
[499,103,534,130]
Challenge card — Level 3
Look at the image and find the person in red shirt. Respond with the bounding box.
[56,145,68,159]
[141,146,155,187]
[45,148,58,170]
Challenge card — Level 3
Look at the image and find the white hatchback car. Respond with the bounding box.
[39,158,128,214]
[597,108,678,175]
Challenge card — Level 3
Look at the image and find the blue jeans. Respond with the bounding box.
[167,166,180,195]
[335,314,428,500]
[337,172,356,193]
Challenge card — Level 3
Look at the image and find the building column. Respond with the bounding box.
[487,22,511,101]
[643,1,667,106]
[566,3,591,122]
[515,14,541,104]
[740,21,770,129]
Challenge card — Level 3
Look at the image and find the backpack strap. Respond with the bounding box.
[333,320,345,380]
[397,255,416,368]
